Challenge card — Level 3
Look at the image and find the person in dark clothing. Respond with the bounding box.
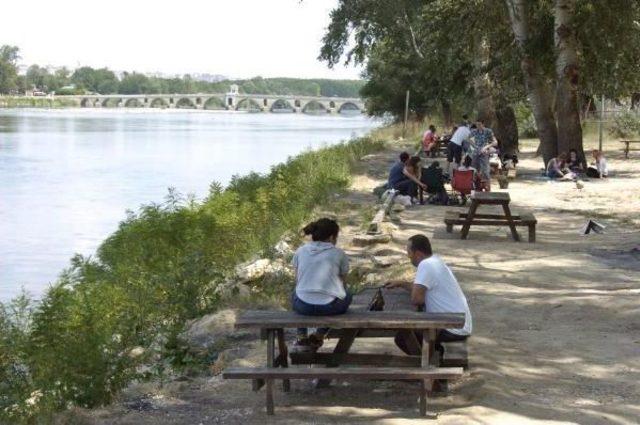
[388,152,410,188]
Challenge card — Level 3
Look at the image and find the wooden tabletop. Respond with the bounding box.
[470,191,510,202]
[235,309,465,330]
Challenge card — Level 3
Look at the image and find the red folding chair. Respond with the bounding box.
[451,169,475,204]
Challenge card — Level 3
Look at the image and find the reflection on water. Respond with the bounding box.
[0,109,380,300]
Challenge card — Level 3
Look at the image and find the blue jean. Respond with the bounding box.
[292,292,352,337]
[547,169,563,178]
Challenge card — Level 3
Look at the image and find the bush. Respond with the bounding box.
[515,103,538,138]
[608,111,640,139]
[0,134,386,422]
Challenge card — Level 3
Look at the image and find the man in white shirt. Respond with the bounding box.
[447,125,472,176]
[385,234,472,355]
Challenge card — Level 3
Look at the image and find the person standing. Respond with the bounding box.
[385,234,472,355]
[447,124,472,176]
[422,125,438,157]
[470,118,498,191]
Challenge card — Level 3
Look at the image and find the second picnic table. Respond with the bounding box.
[223,288,466,416]
[444,191,537,242]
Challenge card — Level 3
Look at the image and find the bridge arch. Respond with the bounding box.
[150,98,168,108]
[338,102,361,114]
[270,99,294,112]
[176,98,196,109]
[80,98,93,108]
[236,98,261,111]
[124,98,141,107]
[203,97,226,110]
[329,101,336,109]
[302,100,328,114]
[101,98,121,108]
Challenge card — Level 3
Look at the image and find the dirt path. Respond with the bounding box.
[85,141,640,425]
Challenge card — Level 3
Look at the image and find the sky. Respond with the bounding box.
[0,0,362,80]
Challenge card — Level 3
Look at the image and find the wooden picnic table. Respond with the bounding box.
[224,288,465,416]
[444,191,538,242]
[620,140,640,158]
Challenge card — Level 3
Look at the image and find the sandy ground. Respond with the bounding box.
[82,140,640,425]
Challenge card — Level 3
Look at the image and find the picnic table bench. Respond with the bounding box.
[620,140,640,158]
[444,191,536,242]
[222,288,467,417]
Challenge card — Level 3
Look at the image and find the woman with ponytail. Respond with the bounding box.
[291,218,351,351]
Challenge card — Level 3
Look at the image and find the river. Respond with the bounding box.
[0,109,381,301]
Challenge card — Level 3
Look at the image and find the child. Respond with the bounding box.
[586,150,608,178]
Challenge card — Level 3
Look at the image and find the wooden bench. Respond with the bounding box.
[223,366,463,415]
[445,210,537,242]
[620,140,640,159]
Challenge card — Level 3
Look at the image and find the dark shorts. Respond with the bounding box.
[394,329,468,356]
[447,141,463,164]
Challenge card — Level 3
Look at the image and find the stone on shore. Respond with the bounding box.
[352,233,392,246]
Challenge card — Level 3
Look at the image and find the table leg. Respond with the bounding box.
[501,203,520,242]
[266,329,275,415]
[397,330,422,355]
[276,329,290,392]
[460,200,479,239]
[625,142,629,159]
[316,329,359,388]
[419,329,437,418]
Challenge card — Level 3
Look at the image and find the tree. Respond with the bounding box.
[71,67,118,94]
[319,0,522,152]
[0,45,20,94]
[553,0,583,158]
[505,0,558,163]
[26,65,49,90]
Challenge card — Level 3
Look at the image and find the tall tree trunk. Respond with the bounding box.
[505,0,558,165]
[554,0,584,160]
[473,36,498,127]
[495,105,519,156]
[441,100,453,128]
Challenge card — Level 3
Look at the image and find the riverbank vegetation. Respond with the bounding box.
[0,132,385,422]
[0,45,363,99]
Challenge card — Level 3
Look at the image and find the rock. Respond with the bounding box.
[128,346,145,358]
[214,279,251,298]
[235,259,273,283]
[185,309,243,349]
[372,247,405,256]
[391,204,405,212]
[371,255,404,268]
[352,233,392,247]
[273,240,293,258]
[378,221,399,234]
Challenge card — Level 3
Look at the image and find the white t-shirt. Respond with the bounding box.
[414,255,472,335]
[450,126,471,146]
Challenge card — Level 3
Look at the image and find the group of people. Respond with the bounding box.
[291,218,472,354]
[422,115,499,191]
[546,149,608,180]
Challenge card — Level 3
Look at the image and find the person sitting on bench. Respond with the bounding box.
[385,234,472,355]
[292,218,351,352]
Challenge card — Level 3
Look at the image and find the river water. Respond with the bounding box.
[0,109,381,301]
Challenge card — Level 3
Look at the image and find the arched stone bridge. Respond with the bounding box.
[57,92,364,114]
